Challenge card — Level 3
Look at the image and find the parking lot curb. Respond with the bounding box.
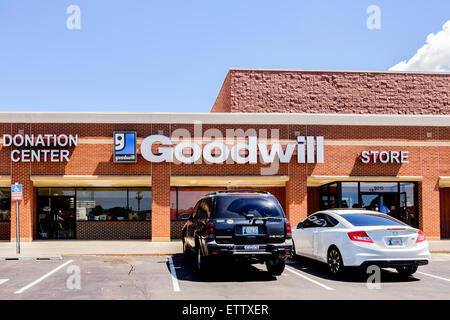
[0,255,63,261]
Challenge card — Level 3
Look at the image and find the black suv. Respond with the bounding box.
[181,190,292,276]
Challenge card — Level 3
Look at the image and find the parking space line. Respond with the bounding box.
[14,259,73,294]
[285,266,334,291]
[417,271,450,283]
[168,257,180,292]
[0,279,9,285]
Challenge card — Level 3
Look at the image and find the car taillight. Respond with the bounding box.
[347,231,373,243]
[205,222,215,235]
[285,221,292,239]
[416,230,426,243]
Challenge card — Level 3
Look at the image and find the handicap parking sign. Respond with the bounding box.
[11,184,23,201]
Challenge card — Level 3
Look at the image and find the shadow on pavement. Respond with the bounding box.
[286,256,421,284]
[168,254,277,283]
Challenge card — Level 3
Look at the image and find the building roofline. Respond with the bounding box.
[228,68,450,76]
[0,112,449,126]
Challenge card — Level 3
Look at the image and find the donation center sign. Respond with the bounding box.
[2,134,78,162]
[139,135,325,164]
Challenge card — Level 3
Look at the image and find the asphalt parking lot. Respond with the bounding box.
[0,253,449,300]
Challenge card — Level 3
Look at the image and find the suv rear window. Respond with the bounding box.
[340,213,407,227]
[214,195,285,219]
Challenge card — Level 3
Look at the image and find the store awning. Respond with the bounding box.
[439,177,450,188]
[170,176,289,187]
[307,175,423,187]
[31,175,152,187]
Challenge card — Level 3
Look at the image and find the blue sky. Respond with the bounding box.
[0,0,449,112]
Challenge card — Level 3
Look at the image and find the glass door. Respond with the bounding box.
[361,192,399,220]
[37,196,76,239]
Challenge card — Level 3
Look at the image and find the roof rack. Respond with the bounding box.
[205,189,270,196]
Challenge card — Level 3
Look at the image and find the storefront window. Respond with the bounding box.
[329,183,338,209]
[341,182,359,208]
[319,185,329,210]
[76,188,128,221]
[170,187,225,220]
[0,188,11,221]
[38,188,75,197]
[128,188,152,221]
[400,182,417,227]
[317,181,418,228]
[360,182,398,193]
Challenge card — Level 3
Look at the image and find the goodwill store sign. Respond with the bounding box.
[127,134,325,164]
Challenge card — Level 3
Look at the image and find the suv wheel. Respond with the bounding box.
[266,258,285,276]
[196,245,209,274]
[182,238,190,259]
[327,247,344,275]
[396,265,418,277]
[290,241,298,260]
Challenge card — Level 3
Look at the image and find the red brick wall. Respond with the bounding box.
[0,121,448,240]
[171,220,185,239]
[0,222,10,240]
[152,162,171,241]
[211,69,450,115]
[211,72,231,113]
[77,221,151,240]
[307,187,319,215]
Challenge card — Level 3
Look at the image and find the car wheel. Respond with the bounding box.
[327,247,344,275]
[396,265,418,276]
[196,245,209,274]
[182,238,190,259]
[290,241,298,260]
[266,258,285,276]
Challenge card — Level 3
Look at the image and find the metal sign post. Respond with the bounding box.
[15,199,19,254]
[11,183,23,255]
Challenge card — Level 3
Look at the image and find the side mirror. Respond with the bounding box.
[180,213,190,221]
[296,222,303,229]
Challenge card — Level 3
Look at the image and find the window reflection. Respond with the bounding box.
[128,189,152,221]
[0,188,11,221]
[341,182,359,208]
[170,187,225,220]
[317,181,418,228]
[73,188,151,221]
[76,188,128,221]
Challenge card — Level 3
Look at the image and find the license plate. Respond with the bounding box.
[244,245,260,251]
[387,238,403,246]
[242,226,259,235]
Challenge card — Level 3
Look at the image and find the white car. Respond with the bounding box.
[291,209,431,276]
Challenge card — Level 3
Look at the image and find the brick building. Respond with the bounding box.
[0,69,449,242]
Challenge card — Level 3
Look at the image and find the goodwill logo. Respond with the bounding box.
[113,132,137,163]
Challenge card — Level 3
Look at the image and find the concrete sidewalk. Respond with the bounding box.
[0,240,448,259]
[0,240,183,260]
[428,240,450,253]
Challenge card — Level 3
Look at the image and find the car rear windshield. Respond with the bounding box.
[214,195,285,219]
[340,214,407,227]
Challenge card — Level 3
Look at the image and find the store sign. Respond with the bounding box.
[139,135,324,164]
[2,134,78,162]
[360,150,409,164]
[113,131,137,163]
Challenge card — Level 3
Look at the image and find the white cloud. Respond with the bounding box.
[389,20,450,72]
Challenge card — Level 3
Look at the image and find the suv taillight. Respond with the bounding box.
[416,230,426,243]
[285,221,292,239]
[347,231,373,243]
[205,222,215,235]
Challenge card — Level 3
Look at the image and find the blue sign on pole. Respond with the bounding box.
[11,184,22,194]
[12,183,23,254]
